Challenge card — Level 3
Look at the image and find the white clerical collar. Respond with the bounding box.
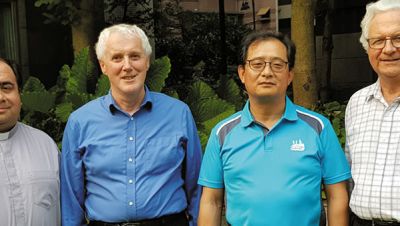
[0,131,10,141]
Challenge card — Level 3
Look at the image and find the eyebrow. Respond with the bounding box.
[248,56,287,61]
[369,33,400,39]
[0,81,15,87]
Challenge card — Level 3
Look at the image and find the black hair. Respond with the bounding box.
[0,57,21,89]
[239,31,296,70]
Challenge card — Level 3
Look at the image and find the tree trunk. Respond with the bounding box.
[291,0,318,108]
[71,0,104,92]
[71,0,104,57]
[319,0,333,103]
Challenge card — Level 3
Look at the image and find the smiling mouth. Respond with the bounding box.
[381,58,400,62]
[0,107,10,112]
[122,75,137,80]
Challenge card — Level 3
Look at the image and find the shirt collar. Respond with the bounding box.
[0,122,19,140]
[240,96,298,127]
[365,80,382,103]
[106,86,153,115]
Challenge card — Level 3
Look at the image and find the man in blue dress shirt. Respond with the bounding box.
[61,24,202,226]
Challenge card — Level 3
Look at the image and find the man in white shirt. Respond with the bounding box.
[0,58,60,226]
[345,0,400,225]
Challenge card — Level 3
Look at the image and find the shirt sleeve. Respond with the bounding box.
[319,118,352,185]
[61,117,87,226]
[183,107,203,226]
[198,127,225,188]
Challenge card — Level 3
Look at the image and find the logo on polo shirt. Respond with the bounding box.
[290,139,305,151]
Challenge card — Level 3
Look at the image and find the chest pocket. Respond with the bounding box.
[30,170,60,226]
[145,136,183,173]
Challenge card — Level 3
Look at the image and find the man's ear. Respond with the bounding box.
[146,57,150,70]
[288,70,294,85]
[99,60,107,74]
[238,65,245,84]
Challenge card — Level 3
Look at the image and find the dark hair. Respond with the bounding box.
[239,31,296,70]
[0,57,21,89]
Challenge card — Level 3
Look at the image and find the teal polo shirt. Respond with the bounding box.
[198,97,351,226]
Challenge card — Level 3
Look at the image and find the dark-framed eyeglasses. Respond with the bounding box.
[246,58,288,73]
[367,36,400,49]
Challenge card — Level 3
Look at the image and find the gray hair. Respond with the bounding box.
[95,24,152,60]
[360,0,400,51]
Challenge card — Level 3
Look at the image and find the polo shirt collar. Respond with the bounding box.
[240,101,254,127]
[283,96,298,121]
[240,96,298,127]
[106,86,153,115]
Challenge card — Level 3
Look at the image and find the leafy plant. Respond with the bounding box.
[34,0,80,25]
[313,101,347,147]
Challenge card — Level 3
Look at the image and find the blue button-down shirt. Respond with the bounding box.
[61,88,202,226]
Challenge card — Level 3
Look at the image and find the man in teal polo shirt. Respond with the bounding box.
[198,31,351,226]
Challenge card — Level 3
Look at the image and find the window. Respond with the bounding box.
[0,2,18,61]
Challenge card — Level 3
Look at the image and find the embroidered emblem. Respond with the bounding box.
[290,139,305,151]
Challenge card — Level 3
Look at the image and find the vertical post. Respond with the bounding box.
[219,0,227,75]
[275,0,279,32]
[251,0,256,30]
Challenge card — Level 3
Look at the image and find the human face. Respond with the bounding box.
[238,39,293,102]
[367,9,400,81]
[99,32,150,100]
[0,61,21,132]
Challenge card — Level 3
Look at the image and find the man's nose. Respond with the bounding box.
[0,90,5,100]
[382,39,397,54]
[261,62,274,77]
[122,56,132,70]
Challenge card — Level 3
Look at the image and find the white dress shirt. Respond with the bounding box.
[345,80,400,221]
[0,122,60,226]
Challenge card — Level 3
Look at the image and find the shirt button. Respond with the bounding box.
[128,179,133,184]
[129,201,133,206]
[130,117,133,121]
[129,137,134,141]
[128,158,133,162]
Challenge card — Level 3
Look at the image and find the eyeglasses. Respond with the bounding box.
[367,36,400,49]
[246,58,288,73]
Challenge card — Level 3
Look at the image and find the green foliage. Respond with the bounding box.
[21,47,95,144]
[184,80,243,148]
[34,0,79,25]
[155,11,251,96]
[20,90,56,113]
[313,101,347,147]
[146,56,171,92]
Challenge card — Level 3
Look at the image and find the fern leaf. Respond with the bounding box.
[146,56,171,92]
[55,102,74,122]
[202,108,236,136]
[94,74,110,98]
[65,47,93,94]
[22,77,46,92]
[217,79,244,110]
[65,93,90,109]
[20,91,56,113]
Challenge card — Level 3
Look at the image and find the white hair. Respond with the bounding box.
[95,24,152,60]
[360,0,400,51]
